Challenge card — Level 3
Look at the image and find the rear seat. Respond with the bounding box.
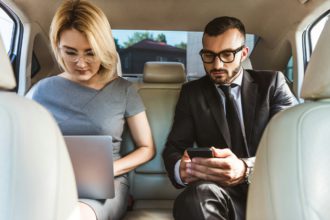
[122,61,186,220]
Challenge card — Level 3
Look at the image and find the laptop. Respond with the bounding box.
[64,135,115,199]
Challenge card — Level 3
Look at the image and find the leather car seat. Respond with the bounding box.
[122,61,186,220]
[0,37,80,220]
[247,19,330,220]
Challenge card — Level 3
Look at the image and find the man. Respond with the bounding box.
[162,16,297,220]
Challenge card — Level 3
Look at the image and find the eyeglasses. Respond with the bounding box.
[59,47,97,64]
[199,45,245,64]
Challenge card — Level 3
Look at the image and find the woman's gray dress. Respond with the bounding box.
[30,76,145,220]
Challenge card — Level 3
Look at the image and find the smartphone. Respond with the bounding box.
[187,147,214,159]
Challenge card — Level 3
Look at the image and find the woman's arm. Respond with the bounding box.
[114,111,155,176]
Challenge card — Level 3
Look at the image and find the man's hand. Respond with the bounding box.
[179,150,200,184]
[187,147,246,186]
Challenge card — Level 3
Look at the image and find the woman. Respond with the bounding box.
[29,1,155,219]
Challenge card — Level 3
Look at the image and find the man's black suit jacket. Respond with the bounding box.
[163,69,298,188]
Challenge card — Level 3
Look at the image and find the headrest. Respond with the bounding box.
[0,36,16,90]
[116,52,122,77]
[143,62,186,83]
[301,19,330,100]
[242,57,252,69]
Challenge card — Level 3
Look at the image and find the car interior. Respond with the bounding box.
[0,35,80,220]
[247,18,330,220]
[1,0,330,219]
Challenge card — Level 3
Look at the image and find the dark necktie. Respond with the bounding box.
[219,84,247,157]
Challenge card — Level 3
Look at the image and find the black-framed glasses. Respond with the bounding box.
[199,45,245,64]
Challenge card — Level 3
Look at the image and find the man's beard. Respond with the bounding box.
[207,65,242,85]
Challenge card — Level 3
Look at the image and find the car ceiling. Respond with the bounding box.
[9,0,329,45]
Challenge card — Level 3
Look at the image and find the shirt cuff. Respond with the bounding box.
[174,159,187,186]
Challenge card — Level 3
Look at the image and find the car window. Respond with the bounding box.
[310,14,329,51]
[112,30,257,78]
[304,11,330,69]
[0,3,21,91]
[285,56,294,82]
[0,7,14,53]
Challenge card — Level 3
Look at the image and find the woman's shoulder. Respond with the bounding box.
[35,75,62,88]
[113,77,133,87]
[108,77,137,93]
[27,75,56,99]
[29,75,66,97]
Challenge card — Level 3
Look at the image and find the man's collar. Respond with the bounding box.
[232,68,243,86]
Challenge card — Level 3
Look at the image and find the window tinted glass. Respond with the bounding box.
[285,56,294,82]
[310,14,329,51]
[0,7,14,52]
[112,30,257,78]
[305,11,330,68]
[31,52,40,78]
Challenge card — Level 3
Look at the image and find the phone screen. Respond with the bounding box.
[187,148,213,158]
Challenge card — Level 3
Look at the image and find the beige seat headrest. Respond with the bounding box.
[143,61,186,83]
[116,52,122,77]
[301,19,330,100]
[242,57,252,69]
[0,34,79,219]
[0,36,16,90]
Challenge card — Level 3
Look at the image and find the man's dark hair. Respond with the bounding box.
[203,16,246,40]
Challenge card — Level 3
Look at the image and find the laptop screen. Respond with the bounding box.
[64,135,115,199]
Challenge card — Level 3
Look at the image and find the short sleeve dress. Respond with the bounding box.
[30,75,145,220]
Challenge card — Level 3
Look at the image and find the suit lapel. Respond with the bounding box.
[201,76,231,147]
[241,70,257,146]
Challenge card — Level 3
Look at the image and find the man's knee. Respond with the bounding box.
[176,181,229,202]
[173,181,235,220]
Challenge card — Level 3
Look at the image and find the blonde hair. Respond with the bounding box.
[50,0,117,81]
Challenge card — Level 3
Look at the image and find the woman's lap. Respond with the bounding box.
[80,175,129,220]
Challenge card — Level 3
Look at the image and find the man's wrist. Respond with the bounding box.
[240,158,254,184]
[174,159,187,186]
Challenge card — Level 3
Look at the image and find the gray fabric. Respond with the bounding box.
[80,175,129,220]
[31,76,145,160]
[30,75,145,219]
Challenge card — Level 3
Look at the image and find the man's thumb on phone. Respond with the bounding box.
[211,147,232,158]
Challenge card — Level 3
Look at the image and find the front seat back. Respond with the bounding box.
[247,20,330,220]
[0,37,79,220]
